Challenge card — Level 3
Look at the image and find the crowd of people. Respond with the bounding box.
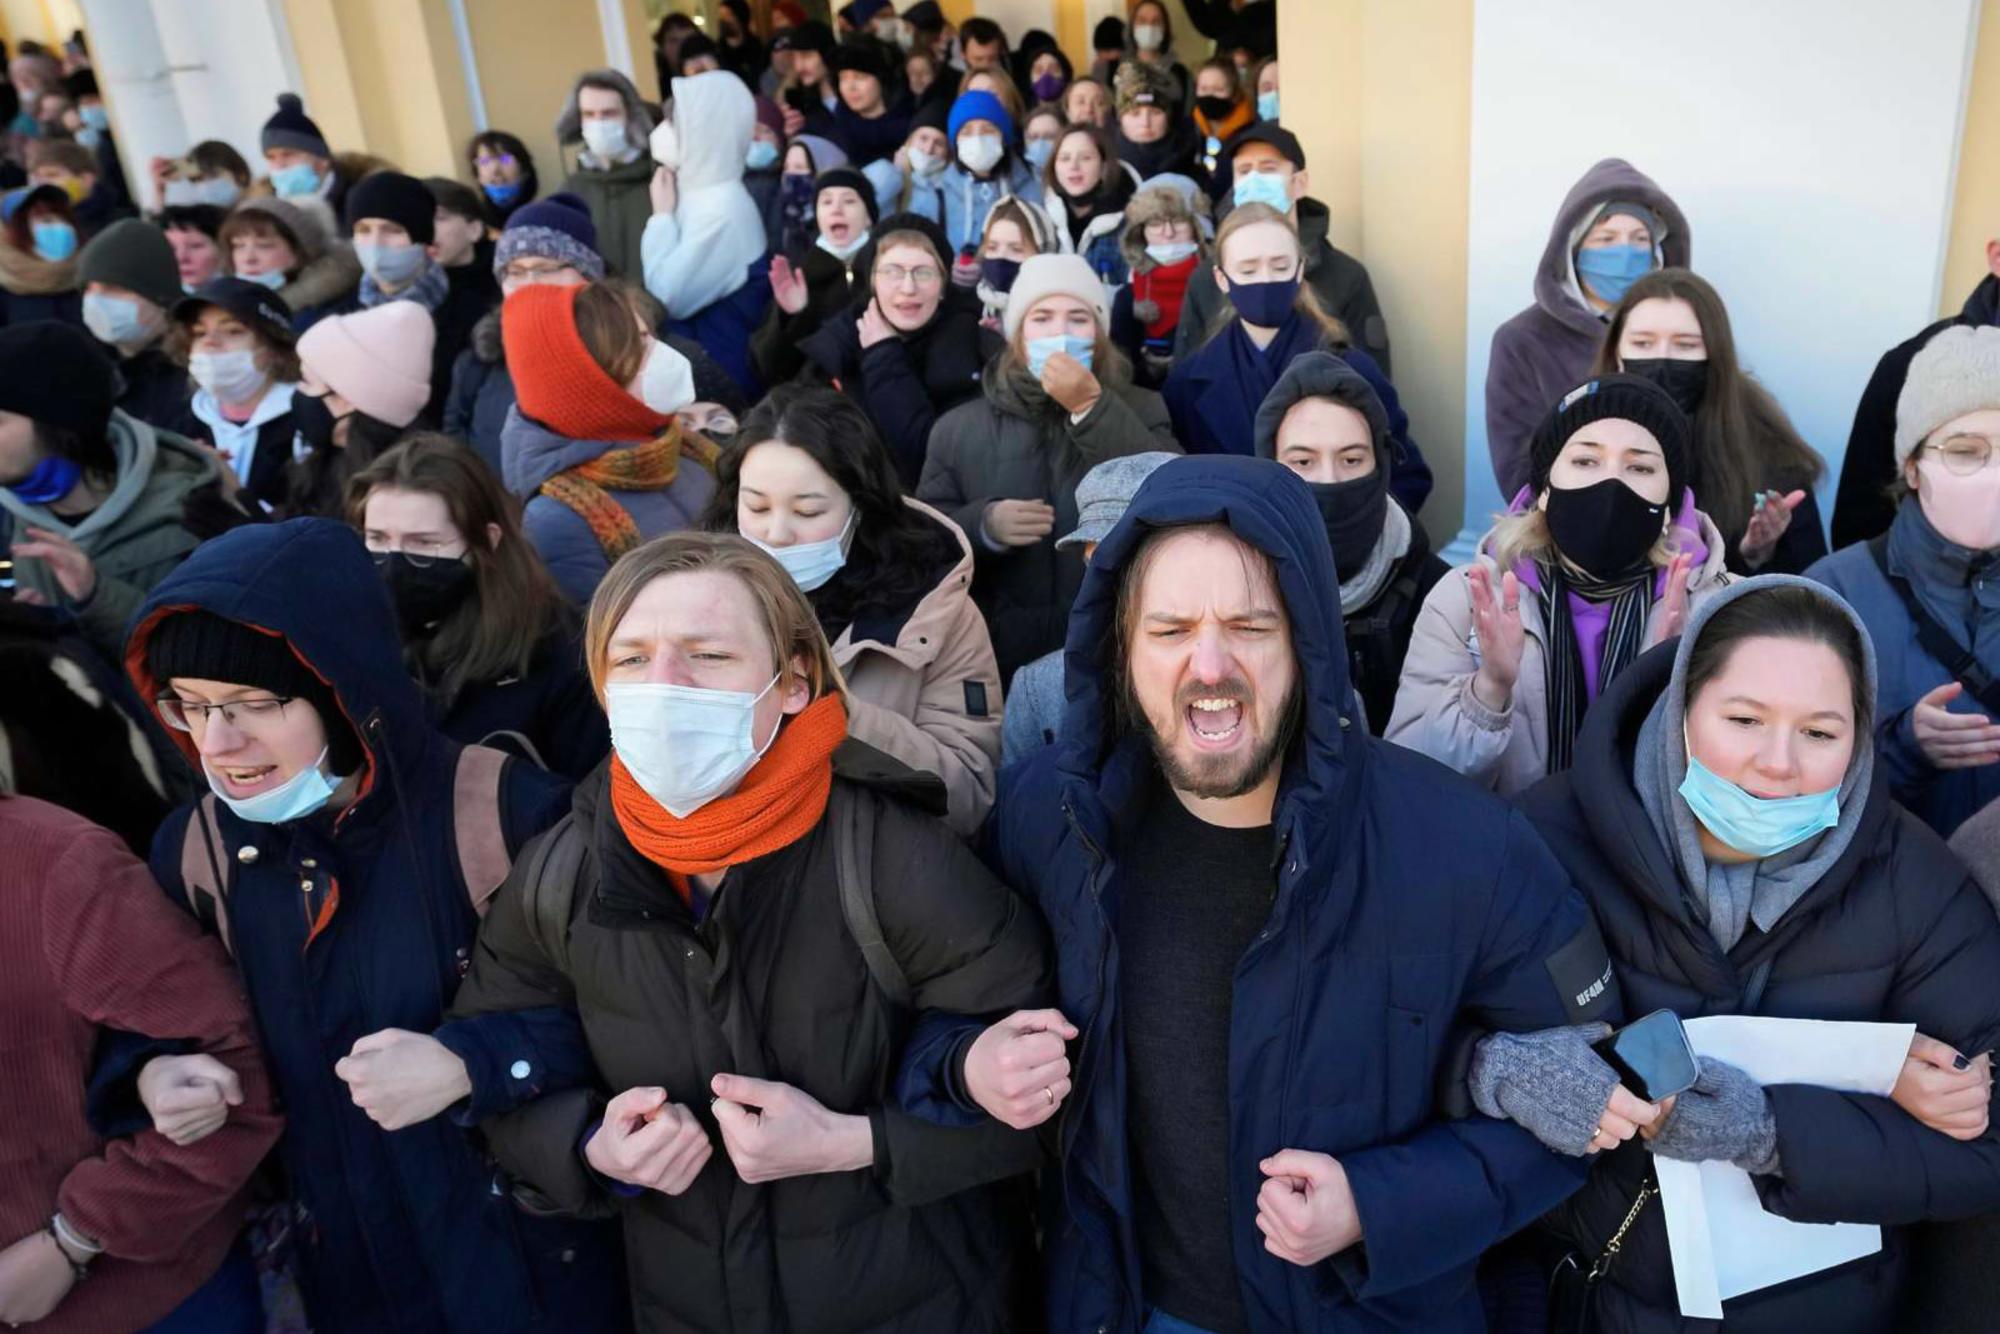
[2,5,1999,1333]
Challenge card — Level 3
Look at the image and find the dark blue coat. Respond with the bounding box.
[128,519,624,1334]
[964,456,1608,1331]
[664,259,773,403]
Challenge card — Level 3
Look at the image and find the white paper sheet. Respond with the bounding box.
[1656,1016,1914,1318]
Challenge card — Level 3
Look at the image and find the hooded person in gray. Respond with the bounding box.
[1484,158,1692,499]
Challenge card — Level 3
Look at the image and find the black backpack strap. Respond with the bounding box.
[177,794,236,955]
[1867,535,2000,712]
[833,787,913,1009]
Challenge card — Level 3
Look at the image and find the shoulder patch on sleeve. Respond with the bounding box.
[963,681,989,718]
[1545,916,1621,1024]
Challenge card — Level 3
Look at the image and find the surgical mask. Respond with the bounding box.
[79,104,108,131]
[980,256,1021,292]
[1543,476,1665,578]
[1576,243,1653,305]
[816,227,869,262]
[482,179,524,207]
[580,118,630,160]
[751,510,856,592]
[1032,73,1066,102]
[608,674,781,817]
[906,146,944,179]
[1026,333,1094,377]
[239,268,288,291]
[1224,275,1299,328]
[745,139,780,171]
[1679,753,1839,860]
[1145,240,1198,266]
[1624,357,1709,418]
[1134,23,1165,49]
[1023,138,1055,170]
[1917,459,2000,551]
[355,241,431,287]
[958,132,1003,175]
[83,292,150,346]
[270,162,322,198]
[376,552,476,634]
[1232,169,1292,213]
[205,747,340,824]
[636,338,695,414]
[165,175,243,208]
[1257,90,1280,121]
[31,220,76,261]
[191,348,268,403]
[76,126,102,150]
[7,454,81,504]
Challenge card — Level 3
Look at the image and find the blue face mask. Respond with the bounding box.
[482,179,523,207]
[1678,754,1841,859]
[8,454,81,504]
[750,510,856,592]
[1232,169,1291,213]
[205,746,341,824]
[31,220,77,261]
[83,291,149,346]
[1023,139,1055,170]
[1224,275,1300,328]
[270,161,322,198]
[1026,333,1094,377]
[1575,243,1653,304]
[76,126,102,150]
[744,139,781,171]
[1257,91,1280,121]
[354,240,431,287]
[79,104,109,131]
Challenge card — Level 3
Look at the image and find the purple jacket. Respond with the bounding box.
[1483,159,1691,498]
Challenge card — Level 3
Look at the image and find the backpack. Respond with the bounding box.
[509,783,913,1008]
[176,744,516,955]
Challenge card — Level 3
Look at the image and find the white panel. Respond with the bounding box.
[139,0,300,198]
[1457,0,1980,552]
[977,0,1061,51]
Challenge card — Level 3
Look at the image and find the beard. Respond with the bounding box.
[1127,673,1301,801]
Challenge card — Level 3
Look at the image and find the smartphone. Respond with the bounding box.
[1592,1008,1699,1103]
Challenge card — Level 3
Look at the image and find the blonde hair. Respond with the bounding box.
[1484,506,1678,576]
[1203,202,1347,347]
[584,532,847,704]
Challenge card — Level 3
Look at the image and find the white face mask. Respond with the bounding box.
[1145,240,1198,266]
[581,118,631,160]
[750,509,856,592]
[906,146,944,179]
[1133,23,1165,50]
[190,348,268,403]
[815,227,870,262]
[958,133,1004,175]
[1918,457,2000,551]
[608,675,781,817]
[634,338,696,414]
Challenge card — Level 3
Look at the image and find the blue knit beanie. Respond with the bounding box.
[492,191,604,280]
[948,90,1016,146]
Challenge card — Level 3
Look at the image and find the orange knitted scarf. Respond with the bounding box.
[610,693,849,897]
[539,425,722,562]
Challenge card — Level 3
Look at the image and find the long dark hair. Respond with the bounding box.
[699,385,963,641]
[1683,583,1872,737]
[466,130,539,225]
[1592,268,1824,545]
[344,434,568,708]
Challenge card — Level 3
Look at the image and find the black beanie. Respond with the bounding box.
[262,92,331,160]
[145,609,364,776]
[0,321,117,440]
[345,171,437,244]
[814,166,881,224]
[1093,16,1126,49]
[1529,373,1690,505]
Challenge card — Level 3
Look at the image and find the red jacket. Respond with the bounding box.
[0,796,282,1332]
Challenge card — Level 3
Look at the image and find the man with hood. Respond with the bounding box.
[1484,157,1690,498]
[919,454,1619,1333]
[1253,353,1448,734]
[555,68,658,283]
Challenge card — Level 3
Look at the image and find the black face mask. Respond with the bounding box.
[1307,467,1389,585]
[292,389,339,453]
[980,256,1020,292]
[1542,477,1666,580]
[1623,357,1709,418]
[375,552,476,635]
[295,391,401,458]
[1196,94,1237,122]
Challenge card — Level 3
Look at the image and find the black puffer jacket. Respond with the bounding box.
[1518,640,2000,1334]
[450,743,1053,1333]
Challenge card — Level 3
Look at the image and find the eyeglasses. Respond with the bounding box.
[1921,434,2000,476]
[474,153,518,170]
[877,263,942,288]
[157,695,295,733]
[500,262,580,284]
[367,539,467,567]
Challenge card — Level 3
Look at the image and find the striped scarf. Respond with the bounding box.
[1538,559,1653,774]
[538,426,720,562]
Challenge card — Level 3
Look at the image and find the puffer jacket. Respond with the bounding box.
[449,743,1054,1333]
[938,158,1043,256]
[1482,158,1691,498]
[123,518,625,1334]
[915,362,1178,682]
[1387,496,1732,795]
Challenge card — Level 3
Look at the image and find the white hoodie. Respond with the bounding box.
[639,71,769,319]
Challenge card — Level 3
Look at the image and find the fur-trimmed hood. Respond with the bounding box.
[1117,178,1211,272]
[554,68,657,147]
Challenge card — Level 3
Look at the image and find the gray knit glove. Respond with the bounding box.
[1644,1057,1781,1176]
[1468,1023,1620,1157]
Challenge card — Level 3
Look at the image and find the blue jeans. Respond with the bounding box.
[141,1241,262,1334]
[1145,1311,1219,1334]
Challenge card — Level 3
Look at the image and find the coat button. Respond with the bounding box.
[236,846,260,865]
[510,1060,532,1080]
[301,857,318,869]
[299,879,314,893]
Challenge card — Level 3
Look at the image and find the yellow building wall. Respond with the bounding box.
[1942,0,2000,313]
[464,0,618,189]
[0,0,57,47]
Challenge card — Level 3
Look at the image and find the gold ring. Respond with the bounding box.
[1042,1086,1055,1107]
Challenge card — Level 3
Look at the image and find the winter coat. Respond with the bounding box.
[750,243,859,387]
[662,261,772,401]
[559,151,656,282]
[0,410,222,659]
[113,343,203,440]
[965,455,1608,1333]
[0,237,80,327]
[916,364,1178,683]
[1051,197,1130,289]
[1171,197,1393,374]
[1483,159,1691,499]
[797,288,1000,487]
[432,623,609,783]
[261,206,363,334]
[449,745,1054,1334]
[125,519,625,1334]
[938,158,1043,257]
[1830,274,1999,549]
[189,383,298,511]
[0,795,282,1334]
[1387,499,1732,796]
[427,252,500,425]
[503,406,717,605]
[831,498,1002,836]
[1518,636,2000,1334]
[1807,503,2000,837]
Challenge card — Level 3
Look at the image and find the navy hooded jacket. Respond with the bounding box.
[965,456,1614,1332]
[125,519,623,1334]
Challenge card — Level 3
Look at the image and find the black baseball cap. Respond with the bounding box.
[173,277,297,344]
[1219,121,1305,173]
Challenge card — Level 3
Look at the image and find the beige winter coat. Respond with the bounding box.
[832,498,1002,836]
[1386,510,1732,796]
